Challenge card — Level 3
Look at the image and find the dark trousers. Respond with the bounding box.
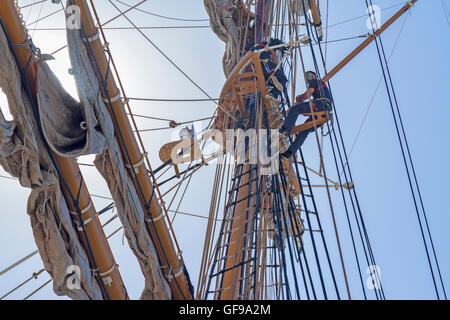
[283,100,331,154]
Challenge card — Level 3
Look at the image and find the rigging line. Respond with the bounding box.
[106,0,235,121]
[199,161,230,298]
[0,251,39,277]
[114,0,210,22]
[309,35,381,301]
[134,126,171,132]
[18,220,125,301]
[168,209,223,222]
[366,0,446,299]
[298,3,381,300]
[126,97,219,102]
[372,2,447,299]
[340,13,409,178]
[270,175,294,299]
[101,0,147,27]
[168,165,195,224]
[440,0,450,26]
[26,8,63,27]
[24,0,37,25]
[24,2,406,31]
[0,269,45,300]
[31,26,213,31]
[364,0,432,298]
[277,164,314,299]
[23,278,52,300]
[206,163,246,300]
[293,4,346,299]
[91,193,113,201]
[30,0,45,38]
[325,1,405,30]
[126,112,173,122]
[19,0,46,10]
[50,44,67,55]
[1,206,117,296]
[306,12,385,301]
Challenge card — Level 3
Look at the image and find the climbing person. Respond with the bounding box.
[279,70,333,158]
[249,38,288,99]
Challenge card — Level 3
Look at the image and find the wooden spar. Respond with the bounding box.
[0,1,128,300]
[309,1,321,24]
[219,0,272,299]
[73,0,193,299]
[323,0,417,82]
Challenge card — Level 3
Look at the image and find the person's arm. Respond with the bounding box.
[295,78,319,104]
[295,88,315,103]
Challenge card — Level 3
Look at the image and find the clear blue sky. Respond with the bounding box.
[0,0,448,300]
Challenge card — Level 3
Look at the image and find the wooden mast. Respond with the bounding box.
[0,0,128,300]
[72,0,193,299]
[219,0,272,300]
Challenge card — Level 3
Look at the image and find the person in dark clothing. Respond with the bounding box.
[249,38,288,99]
[279,70,333,158]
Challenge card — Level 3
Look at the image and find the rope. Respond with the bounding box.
[101,0,147,27]
[20,0,46,10]
[114,0,210,22]
[0,269,45,300]
[107,0,234,121]
[365,0,446,299]
[26,8,63,27]
[0,251,39,277]
[292,1,347,299]
[23,278,52,300]
[340,14,409,177]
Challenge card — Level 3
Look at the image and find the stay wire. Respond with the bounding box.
[305,15,375,300]
[365,0,446,299]
[299,0,387,299]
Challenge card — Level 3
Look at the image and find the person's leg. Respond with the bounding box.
[287,128,313,155]
[282,101,312,132]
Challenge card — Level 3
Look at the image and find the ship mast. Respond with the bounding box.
[202,0,418,300]
[71,0,193,299]
[0,0,128,300]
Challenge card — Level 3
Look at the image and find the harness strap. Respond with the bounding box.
[315,83,327,92]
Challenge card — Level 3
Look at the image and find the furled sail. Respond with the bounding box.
[204,0,258,77]
[0,27,103,300]
[66,25,171,299]
[0,12,171,299]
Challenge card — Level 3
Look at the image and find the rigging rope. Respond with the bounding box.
[364,0,447,299]
[114,0,210,22]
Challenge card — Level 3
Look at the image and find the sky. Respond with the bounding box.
[0,0,449,300]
